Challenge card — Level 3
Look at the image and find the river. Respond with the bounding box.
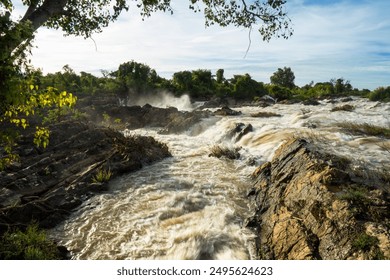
[49,97,390,259]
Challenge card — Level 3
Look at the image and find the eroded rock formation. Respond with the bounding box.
[248,138,389,260]
[0,120,171,233]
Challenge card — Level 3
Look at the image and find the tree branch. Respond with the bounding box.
[21,0,39,22]
[21,0,69,32]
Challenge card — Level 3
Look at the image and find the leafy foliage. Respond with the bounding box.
[3,0,292,61]
[0,82,77,169]
[197,0,293,41]
[231,73,266,100]
[0,224,59,260]
[270,67,295,89]
[368,86,390,102]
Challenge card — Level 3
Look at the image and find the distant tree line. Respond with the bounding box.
[32,61,390,103]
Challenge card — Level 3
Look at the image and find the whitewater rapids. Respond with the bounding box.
[49,98,390,259]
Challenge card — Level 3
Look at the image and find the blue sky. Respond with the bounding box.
[13,0,390,89]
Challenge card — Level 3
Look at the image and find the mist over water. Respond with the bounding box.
[50,98,390,259]
[124,91,194,111]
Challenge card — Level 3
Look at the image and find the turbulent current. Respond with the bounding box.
[50,98,390,260]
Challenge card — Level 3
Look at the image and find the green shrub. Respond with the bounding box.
[0,224,59,260]
[352,233,379,252]
[92,168,112,183]
[368,86,390,102]
[339,186,369,204]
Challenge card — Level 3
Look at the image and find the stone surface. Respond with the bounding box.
[249,138,389,260]
[214,106,242,116]
[0,120,171,234]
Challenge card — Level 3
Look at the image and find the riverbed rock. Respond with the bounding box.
[302,99,321,106]
[198,97,229,109]
[225,123,253,142]
[83,101,211,134]
[214,106,242,116]
[249,138,389,260]
[0,120,171,234]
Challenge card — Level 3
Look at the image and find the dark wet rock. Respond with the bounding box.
[86,102,211,134]
[208,145,240,160]
[278,99,301,105]
[341,97,354,102]
[249,138,390,260]
[214,106,242,116]
[198,97,229,109]
[226,123,253,142]
[159,110,211,134]
[57,245,71,260]
[236,124,253,142]
[302,99,321,106]
[0,120,171,233]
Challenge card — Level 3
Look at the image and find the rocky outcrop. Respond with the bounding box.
[225,123,253,142]
[0,120,171,234]
[302,99,321,106]
[248,138,389,260]
[83,103,211,134]
[214,106,242,116]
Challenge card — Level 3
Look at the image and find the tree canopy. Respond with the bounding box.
[270,66,295,89]
[1,0,293,61]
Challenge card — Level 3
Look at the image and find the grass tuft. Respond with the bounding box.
[352,233,379,252]
[339,186,369,204]
[92,168,112,183]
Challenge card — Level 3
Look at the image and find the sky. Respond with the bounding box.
[13,0,390,90]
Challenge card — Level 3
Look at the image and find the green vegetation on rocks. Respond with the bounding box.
[0,224,61,260]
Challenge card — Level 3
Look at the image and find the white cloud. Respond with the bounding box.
[12,0,390,89]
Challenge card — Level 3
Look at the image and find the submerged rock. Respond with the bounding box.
[249,138,389,260]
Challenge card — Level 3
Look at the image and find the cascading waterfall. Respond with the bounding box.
[49,98,390,260]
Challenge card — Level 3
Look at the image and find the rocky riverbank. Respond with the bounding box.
[0,120,171,236]
[248,138,389,260]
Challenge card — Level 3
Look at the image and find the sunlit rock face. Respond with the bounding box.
[249,138,389,260]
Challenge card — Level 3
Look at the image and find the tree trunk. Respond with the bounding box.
[1,0,68,61]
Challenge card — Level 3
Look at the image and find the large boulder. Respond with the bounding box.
[248,138,389,260]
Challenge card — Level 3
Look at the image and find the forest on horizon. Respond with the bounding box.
[29,61,390,103]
